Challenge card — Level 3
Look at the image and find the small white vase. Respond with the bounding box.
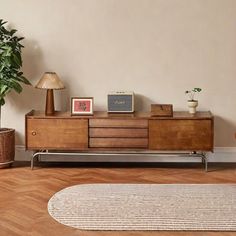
[187,100,198,114]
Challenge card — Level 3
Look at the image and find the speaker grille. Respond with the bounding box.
[108,95,133,112]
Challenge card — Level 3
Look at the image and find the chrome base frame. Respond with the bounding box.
[31,150,208,171]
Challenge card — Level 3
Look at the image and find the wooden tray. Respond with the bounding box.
[151,104,173,117]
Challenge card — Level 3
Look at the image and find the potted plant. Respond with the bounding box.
[0,19,31,167]
[185,88,202,114]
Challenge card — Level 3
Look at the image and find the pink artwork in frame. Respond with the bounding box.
[71,97,93,115]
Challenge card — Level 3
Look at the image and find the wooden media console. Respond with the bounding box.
[25,110,214,170]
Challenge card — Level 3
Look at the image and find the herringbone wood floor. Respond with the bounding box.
[1,161,236,236]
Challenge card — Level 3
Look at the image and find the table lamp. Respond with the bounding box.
[35,72,65,115]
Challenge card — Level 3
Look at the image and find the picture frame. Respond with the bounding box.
[71,97,94,115]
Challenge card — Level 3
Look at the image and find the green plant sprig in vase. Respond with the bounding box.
[185,88,202,101]
[185,88,202,114]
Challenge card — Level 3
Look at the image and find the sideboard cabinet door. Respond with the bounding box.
[149,120,213,151]
[26,119,88,150]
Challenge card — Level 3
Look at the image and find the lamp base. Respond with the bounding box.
[45,89,55,115]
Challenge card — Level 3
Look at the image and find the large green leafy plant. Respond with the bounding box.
[0,19,30,127]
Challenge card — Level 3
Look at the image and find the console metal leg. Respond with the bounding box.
[31,153,36,170]
[200,152,208,172]
[31,154,34,170]
[31,152,42,170]
[190,151,207,171]
[201,156,205,164]
[204,155,208,172]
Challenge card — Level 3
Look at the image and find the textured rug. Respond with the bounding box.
[48,184,236,231]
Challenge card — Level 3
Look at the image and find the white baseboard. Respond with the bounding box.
[208,147,236,162]
[15,145,236,163]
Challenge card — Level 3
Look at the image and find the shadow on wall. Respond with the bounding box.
[214,116,236,147]
[5,39,47,143]
[23,39,45,82]
[57,79,71,112]
[15,130,23,147]
[135,94,158,112]
[7,39,47,111]
[7,38,77,115]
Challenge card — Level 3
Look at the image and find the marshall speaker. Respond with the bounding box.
[107,91,134,113]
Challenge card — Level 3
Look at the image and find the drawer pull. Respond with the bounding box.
[32,131,37,136]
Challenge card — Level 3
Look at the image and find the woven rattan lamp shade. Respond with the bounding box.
[35,72,65,90]
[35,72,65,116]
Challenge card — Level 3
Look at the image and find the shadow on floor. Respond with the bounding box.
[10,161,236,172]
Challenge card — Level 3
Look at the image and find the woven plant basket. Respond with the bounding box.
[0,128,15,167]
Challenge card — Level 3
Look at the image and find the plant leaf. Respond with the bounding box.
[0,85,8,94]
[0,98,5,106]
[18,75,31,85]
[9,29,17,36]
[12,82,22,93]
[0,19,30,103]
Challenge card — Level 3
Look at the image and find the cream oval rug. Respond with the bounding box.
[48,184,236,231]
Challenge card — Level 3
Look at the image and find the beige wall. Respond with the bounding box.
[1,0,236,146]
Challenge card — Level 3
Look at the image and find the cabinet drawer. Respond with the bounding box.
[89,138,148,148]
[26,119,88,150]
[89,128,148,138]
[149,120,213,151]
[89,119,148,128]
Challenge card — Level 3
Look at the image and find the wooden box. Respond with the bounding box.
[151,104,173,117]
